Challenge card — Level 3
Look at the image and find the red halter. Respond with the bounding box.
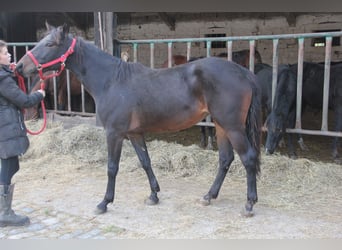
[26,38,77,81]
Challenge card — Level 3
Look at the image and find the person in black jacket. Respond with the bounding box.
[0,40,45,227]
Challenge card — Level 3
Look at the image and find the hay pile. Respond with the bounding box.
[22,120,342,215]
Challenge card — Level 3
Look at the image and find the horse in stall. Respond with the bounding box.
[266,61,342,160]
[161,49,262,150]
[24,70,95,120]
[258,63,307,158]
[16,23,262,216]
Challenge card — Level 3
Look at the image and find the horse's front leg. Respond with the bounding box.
[95,134,124,214]
[286,132,298,159]
[332,109,342,160]
[129,134,160,205]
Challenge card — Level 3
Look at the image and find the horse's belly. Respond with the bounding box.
[147,112,207,133]
[129,102,208,133]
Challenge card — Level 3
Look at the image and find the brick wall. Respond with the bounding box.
[110,13,342,68]
[41,13,341,68]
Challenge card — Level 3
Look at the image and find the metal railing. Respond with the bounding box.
[7,30,342,138]
[119,31,342,138]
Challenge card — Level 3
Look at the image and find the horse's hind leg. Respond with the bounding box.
[228,129,259,216]
[129,134,160,205]
[207,126,215,150]
[200,125,207,148]
[209,124,258,216]
[202,125,234,205]
[332,108,342,160]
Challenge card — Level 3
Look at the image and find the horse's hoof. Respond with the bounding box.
[95,203,107,214]
[199,198,210,206]
[289,154,297,160]
[241,202,255,217]
[144,194,159,205]
[333,157,341,164]
[241,208,255,217]
[144,198,158,205]
[199,194,211,206]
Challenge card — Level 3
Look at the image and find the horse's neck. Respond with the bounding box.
[66,37,152,99]
[66,38,122,98]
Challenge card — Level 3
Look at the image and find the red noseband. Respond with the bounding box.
[26,38,77,81]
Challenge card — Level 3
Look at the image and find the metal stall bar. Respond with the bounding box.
[133,43,138,63]
[150,43,155,69]
[205,41,212,127]
[249,40,255,73]
[186,42,191,61]
[12,45,17,62]
[227,41,233,61]
[206,41,211,57]
[295,38,304,130]
[271,39,279,108]
[168,42,172,68]
[66,69,72,112]
[321,36,332,131]
[81,84,86,113]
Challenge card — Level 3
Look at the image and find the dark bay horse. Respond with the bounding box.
[16,23,262,216]
[291,62,342,159]
[261,64,306,158]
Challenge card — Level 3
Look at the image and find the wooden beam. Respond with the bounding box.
[158,12,175,31]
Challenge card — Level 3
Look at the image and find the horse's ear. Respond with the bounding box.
[45,21,55,31]
[62,23,69,34]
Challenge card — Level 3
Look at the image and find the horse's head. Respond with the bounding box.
[16,22,73,78]
[265,113,284,154]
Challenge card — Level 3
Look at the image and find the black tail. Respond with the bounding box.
[245,78,262,175]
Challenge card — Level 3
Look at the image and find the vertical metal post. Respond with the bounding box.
[81,83,85,113]
[272,39,279,109]
[133,43,138,63]
[66,69,71,112]
[13,46,17,63]
[227,41,232,61]
[296,38,304,129]
[25,46,31,89]
[206,41,211,57]
[168,42,172,68]
[53,75,57,111]
[150,43,155,69]
[321,36,332,131]
[249,40,255,73]
[186,42,191,61]
[206,40,212,125]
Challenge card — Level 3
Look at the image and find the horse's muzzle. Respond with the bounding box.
[265,148,274,155]
[14,63,24,75]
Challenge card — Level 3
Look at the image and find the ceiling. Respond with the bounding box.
[17,12,319,31]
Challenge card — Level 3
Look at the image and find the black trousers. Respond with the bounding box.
[0,156,20,185]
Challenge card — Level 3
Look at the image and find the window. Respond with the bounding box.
[311,29,341,47]
[204,33,226,48]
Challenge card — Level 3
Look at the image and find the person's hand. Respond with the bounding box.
[37,89,46,98]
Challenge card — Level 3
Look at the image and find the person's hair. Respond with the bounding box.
[0,40,7,49]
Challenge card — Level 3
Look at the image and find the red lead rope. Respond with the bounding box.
[11,38,77,135]
[14,69,47,135]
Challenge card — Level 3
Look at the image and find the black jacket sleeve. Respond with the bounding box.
[0,73,44,109]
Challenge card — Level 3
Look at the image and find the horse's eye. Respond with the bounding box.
[46,42,55,47]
